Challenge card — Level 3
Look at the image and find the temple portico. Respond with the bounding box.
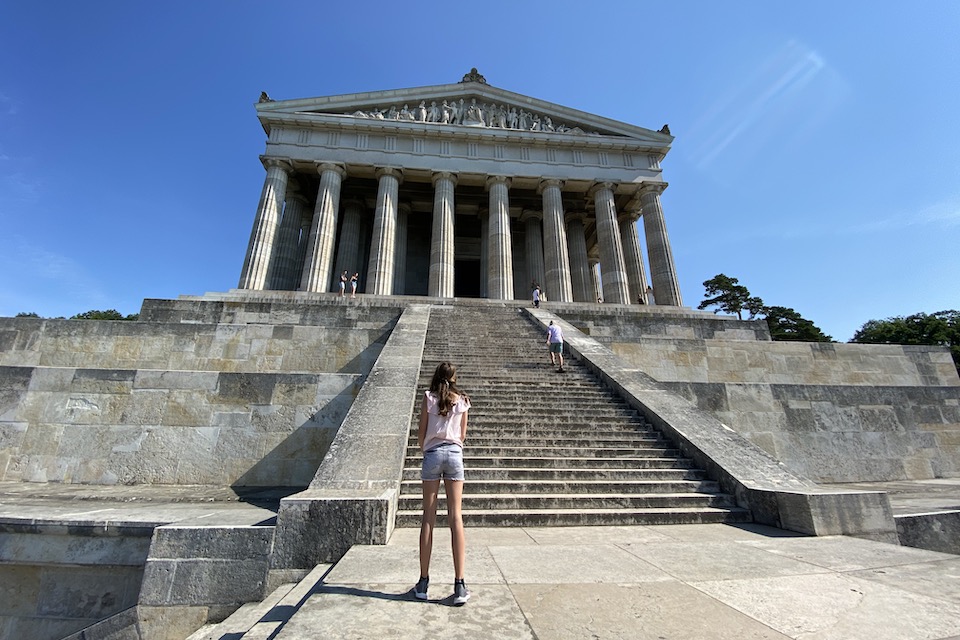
[239,71,683,305]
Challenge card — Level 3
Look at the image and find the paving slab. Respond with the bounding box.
[268,523,960,640]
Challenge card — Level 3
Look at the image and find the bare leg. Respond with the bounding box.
[444,478,466,579]
[419,479,441,578]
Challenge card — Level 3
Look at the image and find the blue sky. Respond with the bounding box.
[1,1,957,341]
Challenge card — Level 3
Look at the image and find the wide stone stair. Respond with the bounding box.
[395,305,750,527]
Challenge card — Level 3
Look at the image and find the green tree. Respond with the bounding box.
[851,310,960,372]
[70,309,138,321]
[697,274,758,320]
[15,312,40,318]
[764,305,833,342]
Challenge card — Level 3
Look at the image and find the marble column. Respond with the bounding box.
[486,176,513,300]
[521,210,545,296]
[429,172,457,298]
[565,212,592,303]
[589,182,630,304]
[539,179,573,302]
[619,209,650,304]
[299,163,346,293]
[366,167,402,296]
[589,257,602,303]
[294,207,312,289]
[479,209,489,299]
[333,199,364,290]
[269,183,307,290]
[640,183,683,306]
[393,203,410,295]
[238,157,291,290]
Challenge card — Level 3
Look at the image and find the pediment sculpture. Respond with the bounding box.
[344,97,600,136]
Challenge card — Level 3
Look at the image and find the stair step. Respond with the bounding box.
[399,478,719,494]
[394,506,752,528]
[401,467,706,481]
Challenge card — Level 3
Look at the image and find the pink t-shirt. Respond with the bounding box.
[421,391,470,452]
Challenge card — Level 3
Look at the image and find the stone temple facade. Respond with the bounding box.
[238,69,682,307]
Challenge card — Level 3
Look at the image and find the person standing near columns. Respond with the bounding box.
[366,167,403,296]
[429,172,457,298]
[239,157,292,290]
[521,210,545,299]
[539,179,574,302]
[589,182,630,304]
[639,182,683,306]
[300,163,346,293]
[486,176,514,300]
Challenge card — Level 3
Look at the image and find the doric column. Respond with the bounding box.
[589,182,630,304]
[269,183,307,290]
[589,256,602,303]
[294,206,312,289]
[238,157,291,290]
[619,208,650,304]
[539,179,573,302]
[486,176,513,300]
[299,163,346,293]
[366,167,402,295]
[565,212,592,303]
[639,182,683,306]
[393,203,410,295]
[479,209,489,299]
[333,199,364,291]
[429,172,457,298]
[521,210,545,296]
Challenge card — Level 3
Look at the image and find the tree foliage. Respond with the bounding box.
[15,312,40,318]
[698,273,832,342]
[764,305,833,342]
[69,309,139,321]
[851,310,960,372]
[697,274,755,320]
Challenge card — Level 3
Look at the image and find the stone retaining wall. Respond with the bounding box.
[0,366,361,486]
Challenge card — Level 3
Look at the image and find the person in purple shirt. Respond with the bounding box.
[546,320,565,372]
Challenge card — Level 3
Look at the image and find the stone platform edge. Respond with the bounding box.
[525,307,898,542]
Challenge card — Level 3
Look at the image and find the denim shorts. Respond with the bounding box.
[421,443,465,481]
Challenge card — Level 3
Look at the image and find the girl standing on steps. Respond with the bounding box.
[415,361,471,605]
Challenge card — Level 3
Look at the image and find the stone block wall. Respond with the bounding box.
[575,310,960,484]
[0,521,151,640]
[0,366,360,486]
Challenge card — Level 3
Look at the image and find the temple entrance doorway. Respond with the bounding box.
[454,260,482,297]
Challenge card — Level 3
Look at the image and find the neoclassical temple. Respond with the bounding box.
[238,69,683,306]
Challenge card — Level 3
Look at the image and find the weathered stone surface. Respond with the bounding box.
[897,510,960,554]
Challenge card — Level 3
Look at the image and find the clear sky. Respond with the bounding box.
[1,1,957,341]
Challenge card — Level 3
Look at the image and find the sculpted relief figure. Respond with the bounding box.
[341,94,605,135]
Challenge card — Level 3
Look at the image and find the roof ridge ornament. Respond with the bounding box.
[460,68,487,84]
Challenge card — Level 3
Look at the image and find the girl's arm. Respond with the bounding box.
[460,410,468,444]
[417,396,429,451]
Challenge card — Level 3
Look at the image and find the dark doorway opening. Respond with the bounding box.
[454,260,482,298]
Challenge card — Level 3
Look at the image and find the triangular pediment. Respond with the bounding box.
[256,78,672,146]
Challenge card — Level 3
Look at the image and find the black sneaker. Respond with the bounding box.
[414,576,429,601]
[453,580,470,605]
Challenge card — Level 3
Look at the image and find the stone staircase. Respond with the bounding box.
[395,305,750,527]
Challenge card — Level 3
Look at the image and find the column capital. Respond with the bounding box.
[520,209,543,222]
[565,211,588,225]
[486,175,511,190]
[537,178,564,194]
[432,171,458,187]
[260,156,293,172]
[398,201,412,215]
[587,181,616,198]
[618,209,642,224]
[316,162,346,178]
[638,181,669,197]
[375,166,404,183]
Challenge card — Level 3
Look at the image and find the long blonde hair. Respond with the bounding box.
[429,361,462,416]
